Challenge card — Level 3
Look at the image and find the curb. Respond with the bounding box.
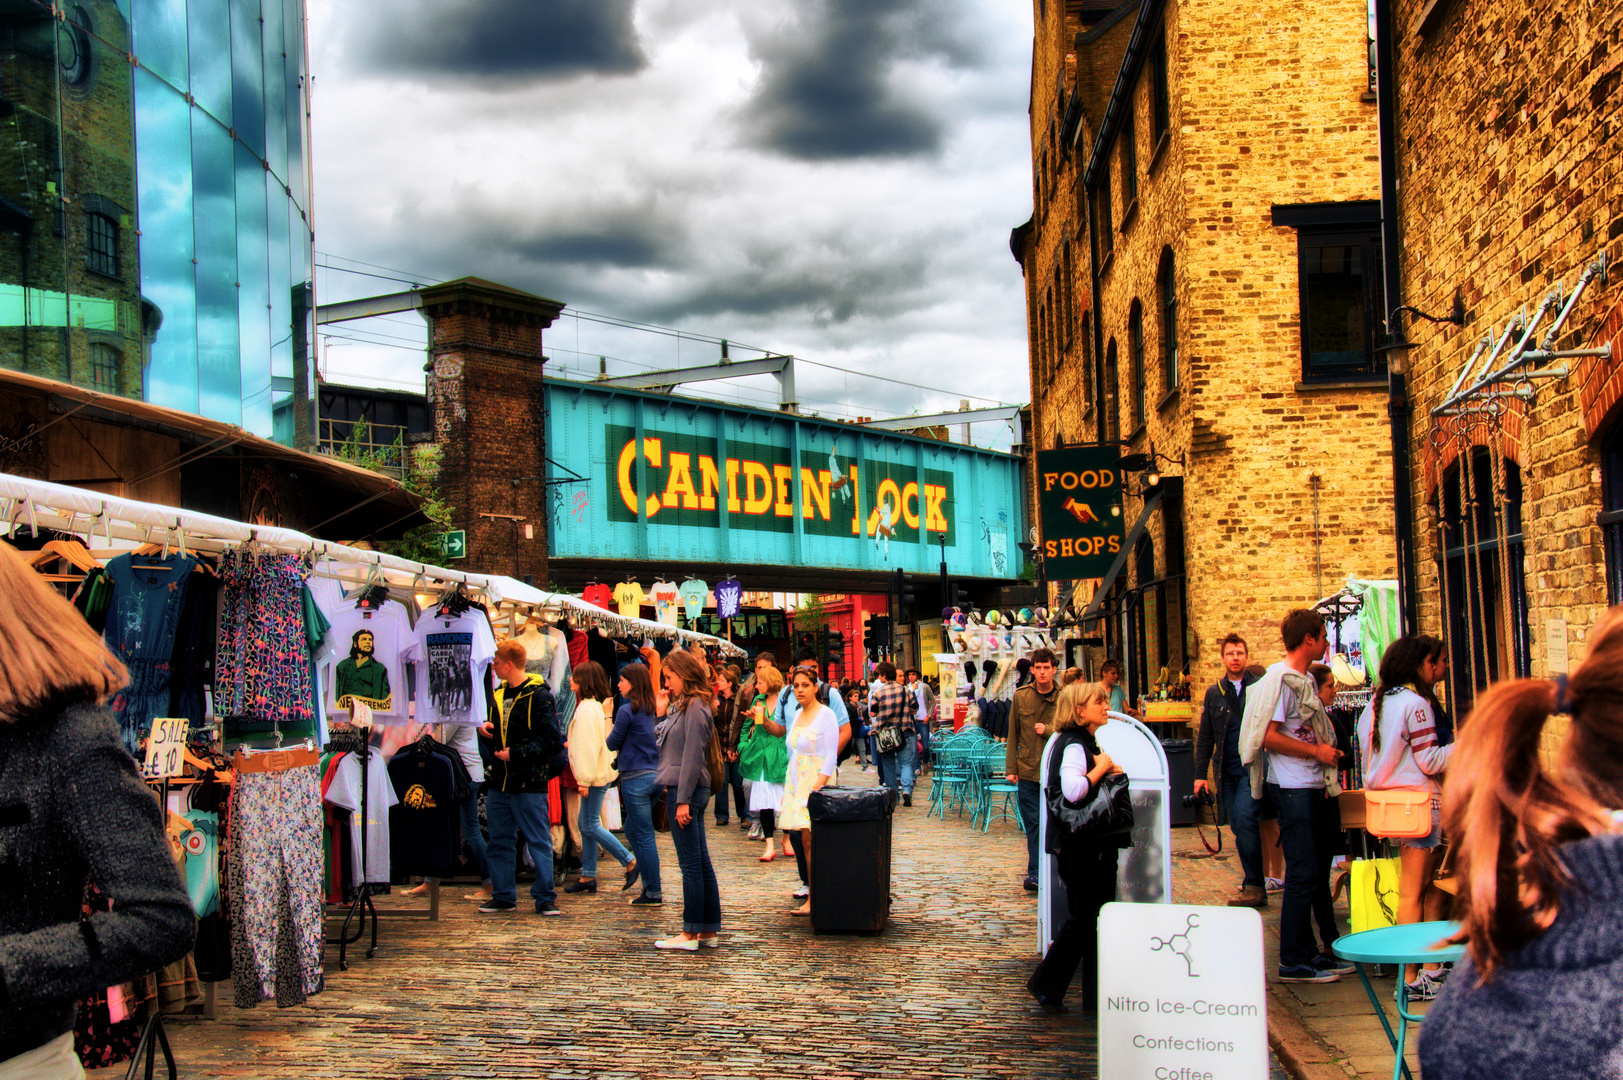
[1268,989,1352,1080]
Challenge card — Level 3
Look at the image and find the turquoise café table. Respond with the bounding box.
[1333,921,1465,1080]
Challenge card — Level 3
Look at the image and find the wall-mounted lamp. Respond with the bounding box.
[1381,296,1466,375]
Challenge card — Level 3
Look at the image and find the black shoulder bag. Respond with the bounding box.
[1045,731,1134,845]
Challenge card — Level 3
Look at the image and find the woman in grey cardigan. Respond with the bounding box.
[0,540,196,1078]
[1421,607,1623,1080]
[652,649,720,951]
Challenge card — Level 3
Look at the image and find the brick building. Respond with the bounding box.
[1384,0,1623,710]
[1015,0,1399,699]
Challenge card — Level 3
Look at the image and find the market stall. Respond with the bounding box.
[1,472,741,1071]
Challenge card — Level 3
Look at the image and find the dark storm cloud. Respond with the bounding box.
[738,0,976,160]
[364,0,646,81]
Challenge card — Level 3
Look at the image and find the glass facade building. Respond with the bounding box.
[0,0,312,444]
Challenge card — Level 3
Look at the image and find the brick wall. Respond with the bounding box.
[423,279,564,584]
[1392,0,1623,680]
[1025,0,1397,684]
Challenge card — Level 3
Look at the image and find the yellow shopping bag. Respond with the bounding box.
[1348,857,1401,933]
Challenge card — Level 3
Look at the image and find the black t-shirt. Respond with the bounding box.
[388,749,459,878]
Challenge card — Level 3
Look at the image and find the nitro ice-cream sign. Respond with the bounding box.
[1098,904,1267,1079]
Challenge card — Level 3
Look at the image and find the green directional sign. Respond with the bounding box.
[440,530,467,560]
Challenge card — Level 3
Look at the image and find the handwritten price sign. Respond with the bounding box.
[142,717,189,780]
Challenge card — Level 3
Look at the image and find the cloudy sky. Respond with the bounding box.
[307,0,1036,448]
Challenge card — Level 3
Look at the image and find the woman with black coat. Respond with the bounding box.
[0,540,196,1078]
[1027,679,1128,1015]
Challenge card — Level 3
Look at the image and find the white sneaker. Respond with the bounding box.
[792,884,809,899]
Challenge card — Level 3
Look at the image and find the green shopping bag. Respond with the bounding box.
[1348,857,1401,933]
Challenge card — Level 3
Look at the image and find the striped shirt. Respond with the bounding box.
[1357,687,1454,794]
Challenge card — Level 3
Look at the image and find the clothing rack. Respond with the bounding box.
[0,472,744,657]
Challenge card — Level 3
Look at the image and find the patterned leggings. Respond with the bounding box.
[229,766,325,1008]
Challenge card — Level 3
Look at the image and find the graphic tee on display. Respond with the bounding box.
[650,580,680,626]
[406,610,496,726]
[715,578,743,618]
[582,583,614,611]
[679,578,708,622]
[612,580,645,618]
[318,600,414,725]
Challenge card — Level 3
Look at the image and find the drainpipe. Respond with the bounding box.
[1374,0,1418,636]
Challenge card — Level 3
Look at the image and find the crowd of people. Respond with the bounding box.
[7,507,1622,1078]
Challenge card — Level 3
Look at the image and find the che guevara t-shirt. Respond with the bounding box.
[319,599,414,725]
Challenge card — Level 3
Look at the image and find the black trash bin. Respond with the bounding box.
[809,787,893,934]
[1162,738,1197,825]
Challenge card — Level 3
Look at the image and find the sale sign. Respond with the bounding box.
[142,717,189,780]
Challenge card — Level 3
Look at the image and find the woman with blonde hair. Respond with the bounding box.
[0,540,196,1078]
[1421,607,1623,1080]
[653,649,721,949]
[1027,680,1128,1015]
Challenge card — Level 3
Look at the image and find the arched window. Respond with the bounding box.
[1080,312,1093,424]
[1440,448,1529,711]
[1159,248,1178,392]
[1603,423,1623,604]
[1104,338,1120,443]
[1128,301,1146,430]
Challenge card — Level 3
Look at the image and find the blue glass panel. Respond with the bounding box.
[229,0,264,158]
[235,141,272,436]
[187,0,231,124]
[192,108,238,426]
[282,0,304,213]
[265,169,291,385]
[133,67,196,412]
[261,0,287,179]
[131,0,188,92]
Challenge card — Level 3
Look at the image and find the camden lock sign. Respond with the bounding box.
[543,380,1026,578]
[1036,445,1124,579]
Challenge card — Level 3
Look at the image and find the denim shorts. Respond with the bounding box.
[1397,795,1444,850]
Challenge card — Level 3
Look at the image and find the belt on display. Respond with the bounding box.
[233,747,320,774]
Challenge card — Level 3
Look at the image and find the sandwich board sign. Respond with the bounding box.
[1098,903,1267,1079]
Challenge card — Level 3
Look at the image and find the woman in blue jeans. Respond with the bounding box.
[564,661,638,894]
[654,649,721,949]
[609,664,663,904]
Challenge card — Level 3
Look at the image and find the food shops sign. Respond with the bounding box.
[1035,445,1124,579]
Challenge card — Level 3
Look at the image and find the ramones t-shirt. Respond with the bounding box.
[405,609,496,726]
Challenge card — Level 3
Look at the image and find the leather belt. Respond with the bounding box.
[233,747,320,774]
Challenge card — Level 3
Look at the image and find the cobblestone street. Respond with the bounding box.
[152,772,1313,1079]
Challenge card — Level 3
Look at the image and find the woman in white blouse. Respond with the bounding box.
[1027,680,1125,1016]
[777,665,840,917]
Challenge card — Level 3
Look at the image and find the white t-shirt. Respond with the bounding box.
[318,599,415,726]
[324,751,398,885]
[1264,661,1322,789]
[650,581,680,626]
[405,609,497,726]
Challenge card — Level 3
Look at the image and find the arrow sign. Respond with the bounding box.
[440,530,467,560]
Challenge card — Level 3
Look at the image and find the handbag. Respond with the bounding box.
[601,786,623,832]
[875,724,905,754]
[1348,856,1401,933]
[651,788,670,833]
[1046,770,1134,843]
[1364,787,1433,838]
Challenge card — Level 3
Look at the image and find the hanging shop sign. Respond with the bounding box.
[544,381,1025,578]
[1035,445,1124,579]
